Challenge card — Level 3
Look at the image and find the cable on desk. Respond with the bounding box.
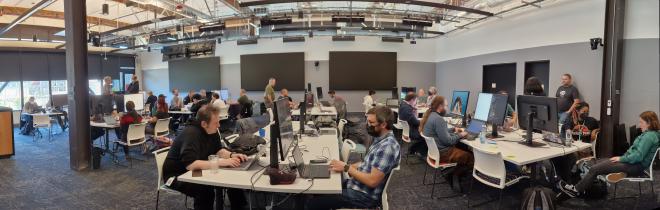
[250,166,267,191]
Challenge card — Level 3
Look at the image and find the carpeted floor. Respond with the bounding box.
[1,116,659,210]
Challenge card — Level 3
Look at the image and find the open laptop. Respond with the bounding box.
[293,145,330,179]
[223,154,258,171]
[103,116,119,125]
[465,120,485,140]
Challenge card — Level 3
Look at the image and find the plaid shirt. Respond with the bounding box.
[347,131,401,201]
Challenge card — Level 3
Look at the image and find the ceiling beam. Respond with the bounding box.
[219,0,243,14]
[0,6,132,29]
[100,16,179,36]
[238,0,494,16]
[0,0,57,36]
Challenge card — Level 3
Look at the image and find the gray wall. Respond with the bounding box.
[143,60,437,113]
[436,42,604,118]
[620,38,660,129]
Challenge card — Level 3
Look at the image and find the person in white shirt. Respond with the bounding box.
[427,86,438,104]
[363,90,376,113]
[210,92,227,110]
[170,88,183,110]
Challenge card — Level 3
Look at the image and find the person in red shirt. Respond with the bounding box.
[118,101,143,156]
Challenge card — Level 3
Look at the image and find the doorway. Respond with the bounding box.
[524,60,550,96]
[483,63,517,106]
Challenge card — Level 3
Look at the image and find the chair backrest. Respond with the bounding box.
[381,168,397,210]
[647,147,660,180]
[591,129,599,158]
[152,147,170,190]
[341,139,357,162]
[338,119,348,140]
[154,117,171,137]
[399,120,410,138]
[219,106,229,118]
[126,123,147,146]
[472,145,507,189]
[33,115,51,126]
[421,133,440,167]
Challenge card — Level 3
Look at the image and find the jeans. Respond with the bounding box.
[575,158,644,192]
[305,181,378,210]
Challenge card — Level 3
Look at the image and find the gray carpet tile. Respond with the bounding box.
[1,116,660,210]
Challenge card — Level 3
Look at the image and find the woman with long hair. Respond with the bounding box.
[524,76,545,96]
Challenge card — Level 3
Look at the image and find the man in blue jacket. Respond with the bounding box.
[399,92,427,157]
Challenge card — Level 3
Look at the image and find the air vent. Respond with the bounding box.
[381,37,404,43]
[283,36,305,43]
[332,35,355,41]
[237,38,258,45]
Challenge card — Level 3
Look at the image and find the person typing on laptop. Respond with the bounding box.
[306,106,401,210]
[163,106,248,210]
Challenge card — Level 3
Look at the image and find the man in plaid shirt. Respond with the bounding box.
[307,106,401,209]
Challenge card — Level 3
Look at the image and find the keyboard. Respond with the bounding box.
[223,156,257,171]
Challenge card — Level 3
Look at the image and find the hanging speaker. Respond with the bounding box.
[102,3,109,15]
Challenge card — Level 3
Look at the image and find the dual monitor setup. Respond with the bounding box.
[448,90,560,147]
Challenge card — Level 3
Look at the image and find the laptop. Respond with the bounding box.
[293,146,330,179]
[103,116,119,125]
[465,120,485,140]
[320,101,332,107]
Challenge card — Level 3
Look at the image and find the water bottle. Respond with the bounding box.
[479,125,487,144]
[565,129,573,146]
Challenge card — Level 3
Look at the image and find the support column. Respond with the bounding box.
[65,0,91,170]
[598,0,626,158]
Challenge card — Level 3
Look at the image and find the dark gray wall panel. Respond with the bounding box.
[329,51,397,90]
[48,53,67,80]
[101,56,120,79]
[168,57,221,91]
[87,54,102,79]
[240,52,305,91]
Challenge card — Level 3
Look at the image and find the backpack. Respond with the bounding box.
[537,160,561,188]
[520,186,556,210]
[224,134,267,156]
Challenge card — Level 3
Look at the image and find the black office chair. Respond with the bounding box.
[228,104,241,120]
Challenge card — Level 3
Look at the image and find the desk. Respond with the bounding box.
[391,107,428,117]
[460,130,591,166]
[26,112,67,134]
[292,106,337,117]
[90,121,120,162]
[177,134,342,194]
[169,110,194,115]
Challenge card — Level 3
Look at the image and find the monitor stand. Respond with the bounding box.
[486,123,504,139]
[519,112,546,147]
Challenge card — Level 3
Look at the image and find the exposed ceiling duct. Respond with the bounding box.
[0,0,57,37]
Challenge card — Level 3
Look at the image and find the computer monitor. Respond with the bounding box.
[316,87,323,99]
[473,93,493,122]
[112,80,121,92]
[50,94,68,108]
[450,90,470,116]
[123,93,144,111]
[270,98,294,168]
[486,94,508,138]
[400,87,416,100]
[307,83,312,92]
[517,95,559,147]
[391,87,398,99]
[114,94,125,113]
[305,93,315,109]
[219,89,229,101]
[300,91,308,136]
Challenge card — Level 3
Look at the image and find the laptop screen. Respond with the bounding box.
[466,120,485,134]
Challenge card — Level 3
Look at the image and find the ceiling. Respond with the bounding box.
[0,0,554,50]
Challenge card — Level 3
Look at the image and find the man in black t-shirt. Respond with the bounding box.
[556,74,581,124]
[163,106,248,210]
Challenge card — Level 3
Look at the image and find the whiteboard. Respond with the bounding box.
[123,93,144,111]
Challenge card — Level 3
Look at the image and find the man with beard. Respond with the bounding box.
[306,106,401,210]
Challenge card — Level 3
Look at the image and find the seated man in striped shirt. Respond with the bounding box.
[306,106,401,210]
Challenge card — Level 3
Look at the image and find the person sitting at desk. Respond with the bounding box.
[163,106,248,210]
[20,97,40,135]
[427,86,438,104]
[307,106,400,210]
[146,95,170,132]
[117,101,143,157]
[524,76,545,96]
[199,89,208,100]
[362,90,376,113]
[420,96,472,192]
[559,111,660,198]
[417,89,428,107]
[184,90,195,105]
[328,90,347,120]
[277,88,296,109]
[170,89,183,110]
[237,89,253,118]
[552,102,600,184]
[400,93,427,157]
[190,94,209,117]
[210,92,227,110]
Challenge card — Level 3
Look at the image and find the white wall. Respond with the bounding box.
[138,36,437,112]
[436,0,606,62]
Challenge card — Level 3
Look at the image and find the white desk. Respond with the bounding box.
[292,106,337,117]
[391,107,428,115]
[460,130,591,165]
[178,134,343,194]
[169,110,194,115]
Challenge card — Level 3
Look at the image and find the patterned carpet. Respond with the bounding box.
[1,117,659,210]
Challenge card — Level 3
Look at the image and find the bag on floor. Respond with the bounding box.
[520,186,556,210]
[537,160,560,188]
[582,178,608,200]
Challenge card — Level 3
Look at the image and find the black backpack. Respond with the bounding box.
[537,160,561,188]
[521,186,556,210]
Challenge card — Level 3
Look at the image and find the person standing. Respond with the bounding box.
[362,90,376,113]
[556,74,581,124]
[126,75,140,94]
[146,91,158,115]
[328,90,347,120]
[264,78,276,107]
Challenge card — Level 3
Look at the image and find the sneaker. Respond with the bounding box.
[557,180,579,198]
[606,172,627,183]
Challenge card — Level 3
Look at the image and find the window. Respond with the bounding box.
[51,80,67,95]
[23,81,50,106]
[0,81,22,110]
[89,80,102,95]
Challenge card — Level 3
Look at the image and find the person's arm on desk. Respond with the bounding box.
[215,148,248,162]
[329,160,385,188]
